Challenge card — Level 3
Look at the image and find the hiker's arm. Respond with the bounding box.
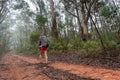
[38,38,42,47]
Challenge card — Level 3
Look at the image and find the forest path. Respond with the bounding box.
[0,51,120,80]
[0,51,50,80]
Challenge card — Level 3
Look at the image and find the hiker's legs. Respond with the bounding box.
[39,51,42,59]
[44,50,48,63]
[39,47,43,59]
[38,48,42,62]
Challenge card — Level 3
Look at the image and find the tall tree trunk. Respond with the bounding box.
[0,0,8,24]
[50,0,58,39]
[80,2,88,41]
[75,5,82,38]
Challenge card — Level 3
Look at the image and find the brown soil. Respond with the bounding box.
[0,51,120,80]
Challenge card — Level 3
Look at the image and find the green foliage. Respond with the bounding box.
[14,4,23,10]
[25,32,40,54]
[101,31,120,45]
[97,1,105,8]
[25,34,120,58]
[36,15,47,26]
[49,39,61,53]
[48,37,109,59]
[16,45,30,53]
[105,40,120,57]
[68,38,82,50]
[49,38,102,55]
[101,6,111,17]
[82,41,100,51]
[29,43,39,54]
[28,12,34,16]
[30,32,40,44]
[55,11,60,17]
[13,1,27,10]
[49,38,69,53]
[105,40,120,50]
[101,6,118,18]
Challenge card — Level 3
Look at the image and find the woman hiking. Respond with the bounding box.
[38,33,49,63]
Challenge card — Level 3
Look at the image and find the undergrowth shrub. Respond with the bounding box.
[49,38,103,58]
[105,40,120,57]
[79,40,102,58]
[28,32,40,54]
[24,33,120,59]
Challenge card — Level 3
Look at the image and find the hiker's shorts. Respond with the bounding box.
[39,46,48,52]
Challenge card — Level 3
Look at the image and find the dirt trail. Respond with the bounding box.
[0,51,50,80]
[0,51,120,80]
[50,62,120,80]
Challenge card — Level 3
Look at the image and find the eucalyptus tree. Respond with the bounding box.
[62,0,97,41]
[30,0,51,36]
[30,0,46,15]
[62,0,82,39]
[0,0,11,53]
[98,0,120,42]
[31,0,59,39]
[0,0,9,23]
[9,0,36,51]
[0,15,12,54]
[50,0,58,39]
